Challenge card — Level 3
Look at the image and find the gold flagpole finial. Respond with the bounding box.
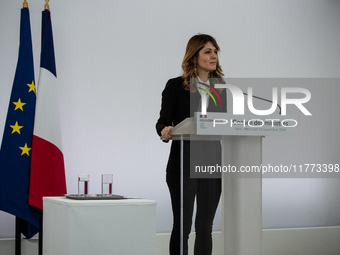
[23,0,28,9]
[44,0,50,11]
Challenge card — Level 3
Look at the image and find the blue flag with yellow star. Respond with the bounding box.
[0,8,40,239]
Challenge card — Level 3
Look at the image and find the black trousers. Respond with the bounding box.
[166,172,221,255]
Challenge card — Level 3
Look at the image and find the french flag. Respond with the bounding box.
[29,10,67,210]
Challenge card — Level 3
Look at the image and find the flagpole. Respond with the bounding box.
[15,4,29,254]
[36,2,49,254]
[39,211,43,255]
[44,0,50,11]
[37,4,50,254]
[35,3,49,255]
[23,0,28,9]
[36,4,48,255]
[15,217,21,255]
[14,3,30,253]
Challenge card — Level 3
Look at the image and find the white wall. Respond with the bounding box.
[0,0,339,238]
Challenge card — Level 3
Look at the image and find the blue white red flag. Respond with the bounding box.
[29,9,67,210]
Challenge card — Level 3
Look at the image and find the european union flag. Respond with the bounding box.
[0,8,40,239]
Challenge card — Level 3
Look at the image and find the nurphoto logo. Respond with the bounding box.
[214,84,312,116]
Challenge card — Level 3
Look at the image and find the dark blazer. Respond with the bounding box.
[156,76,227,175]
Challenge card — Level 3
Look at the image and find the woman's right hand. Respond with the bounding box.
[161,126,173,140]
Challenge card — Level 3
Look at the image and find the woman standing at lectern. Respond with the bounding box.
[156,34,226,255]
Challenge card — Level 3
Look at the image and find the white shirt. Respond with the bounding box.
[197,78,211,115]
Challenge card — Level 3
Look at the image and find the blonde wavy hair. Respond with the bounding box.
[181,34,224,91]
